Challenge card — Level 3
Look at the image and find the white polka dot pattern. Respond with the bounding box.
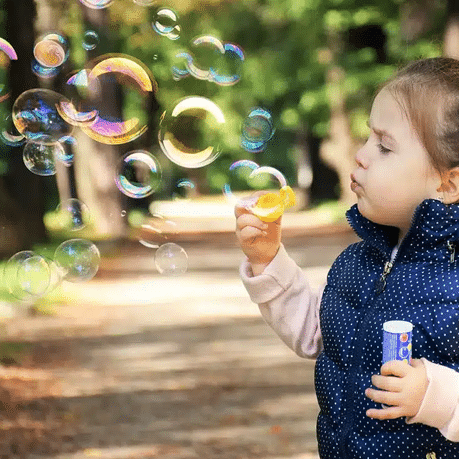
[316,199,459,458]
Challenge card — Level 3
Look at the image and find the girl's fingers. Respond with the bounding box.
[370,375,402,392]
[236,213,268,232]
[365,387,400,407]
[366,406,404,420]
[238,225,267,242]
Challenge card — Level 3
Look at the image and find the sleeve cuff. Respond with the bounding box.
[406,358,459,433]
[239,244,300,304]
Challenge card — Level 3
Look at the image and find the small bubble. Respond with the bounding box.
[3,251,53,301]
[55,198,91,231]
[83,30,100,51]
[23,141,63,176]
[152,8,180,40]
[33,33,69,68]
[241,108,274,153]
[115,150,162,198]
[155,242,188,275]
[54,239,100,283]
[172,178,196,201]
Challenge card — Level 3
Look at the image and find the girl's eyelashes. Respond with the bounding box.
[377,143,391,154]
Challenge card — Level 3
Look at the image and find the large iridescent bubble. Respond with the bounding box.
[12,88,73,144]
[63,54,158,145]
[158,96,225,168]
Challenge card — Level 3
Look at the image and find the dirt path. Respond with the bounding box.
[0,267,327,459]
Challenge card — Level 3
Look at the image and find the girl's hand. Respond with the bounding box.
[235,192,282,275]
[365,359,428,420]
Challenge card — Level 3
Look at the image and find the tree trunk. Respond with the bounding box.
[319,30,357,206]
[72,4,129,239]
[0,0,48,258]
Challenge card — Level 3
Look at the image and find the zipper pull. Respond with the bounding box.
[375,260,393,294]
[447,240,456,263]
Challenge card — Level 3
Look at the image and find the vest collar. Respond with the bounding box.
[346,199,459,259]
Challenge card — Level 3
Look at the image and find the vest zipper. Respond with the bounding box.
[375,260,393,294]
[447,240,455,263]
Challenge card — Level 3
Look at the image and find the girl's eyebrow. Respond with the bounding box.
[366,120,397,143]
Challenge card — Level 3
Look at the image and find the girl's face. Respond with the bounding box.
[351,88,442,240]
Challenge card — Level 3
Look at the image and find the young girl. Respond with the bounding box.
[235,57,459,458]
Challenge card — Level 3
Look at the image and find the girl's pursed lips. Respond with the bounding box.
[350,173,362,192]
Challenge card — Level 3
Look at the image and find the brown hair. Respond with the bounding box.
[382,57,459,173]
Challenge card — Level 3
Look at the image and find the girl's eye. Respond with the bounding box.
[377,143,391,154]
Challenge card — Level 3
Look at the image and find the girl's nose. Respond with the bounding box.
[355,145,368,169]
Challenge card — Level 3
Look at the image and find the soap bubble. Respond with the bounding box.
[12,88,73,143]
[17,255,51,297]
[158,96,225,168]
[83,30,99,51]
[248,165,287,190]
[0,37,18,60]
[78,0,113,8]
[33,33,69,68]
[54,239,100,283]
[241,108,274,153]
[152,8,180,40]
[115,150,162,198]
[78,54,158,145]
[55,198,91,231]
[179,37,244,85]
[3,251,51,301]
[223,159,259,204]
[31,59,61,79]
[22,141,64,176]
[187,35,225,81]
[172,178,196,201]
[155,242,188,275]
[211,43,244,86]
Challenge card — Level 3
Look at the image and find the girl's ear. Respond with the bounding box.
[438,167,459,204]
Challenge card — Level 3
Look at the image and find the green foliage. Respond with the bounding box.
[1,0,449,196]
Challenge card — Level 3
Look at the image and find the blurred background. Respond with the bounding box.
[0,0,456,457]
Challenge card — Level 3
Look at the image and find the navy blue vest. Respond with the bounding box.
[316,200,459,458]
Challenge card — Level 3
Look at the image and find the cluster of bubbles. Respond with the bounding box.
[153,8,180,40]
[0,0,292,288]
[173,35,245,86]
[4,239,100,302]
